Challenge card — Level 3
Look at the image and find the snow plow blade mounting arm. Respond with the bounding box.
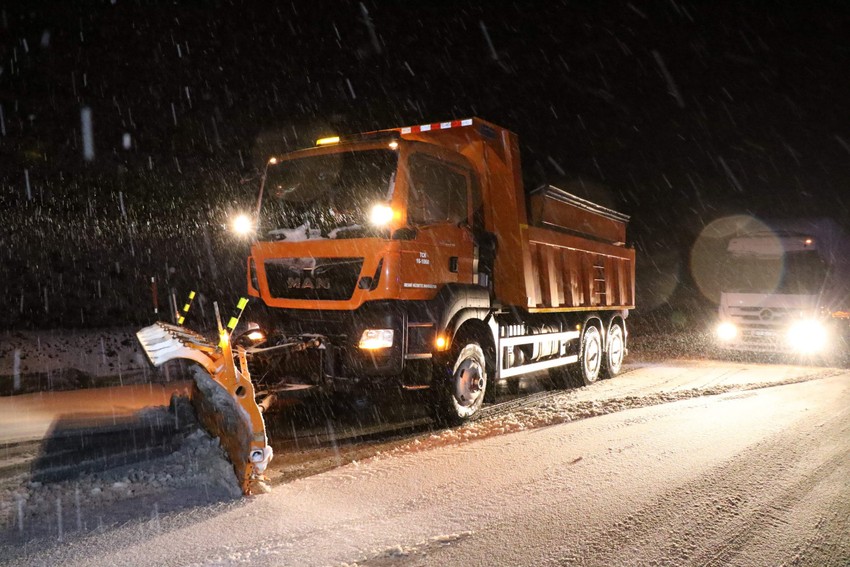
[136,322,272,495]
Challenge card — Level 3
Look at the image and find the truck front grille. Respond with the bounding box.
[265,257,364,301]
[728,306,797,323]
[723,306,801,352]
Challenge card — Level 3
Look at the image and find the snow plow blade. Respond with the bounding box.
[136,322,272,495]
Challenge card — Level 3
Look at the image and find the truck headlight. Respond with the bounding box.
[231,213,254,236]
[358,329,394,350]
[716,321,738,341]
[369,203,394,227]
[786,319,828,354]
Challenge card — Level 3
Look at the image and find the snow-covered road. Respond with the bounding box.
[3,360,849,566]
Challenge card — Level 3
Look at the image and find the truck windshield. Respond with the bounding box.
[720,250,829,295]
[260,149,398,239]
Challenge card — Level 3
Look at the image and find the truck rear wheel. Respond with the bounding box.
[601,323,625,379]
[571,325,602,386]
[433,342,488,425]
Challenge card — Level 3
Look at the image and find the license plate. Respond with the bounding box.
[751,330,774,337]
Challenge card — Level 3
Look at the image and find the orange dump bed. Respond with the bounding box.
[521,185,635,311]
[397,118,634,312]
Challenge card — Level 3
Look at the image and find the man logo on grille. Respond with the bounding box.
[287,276,331,289]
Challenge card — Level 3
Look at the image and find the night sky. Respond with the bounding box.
[2,1,849,328]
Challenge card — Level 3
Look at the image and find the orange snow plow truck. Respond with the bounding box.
[137,118,635,494]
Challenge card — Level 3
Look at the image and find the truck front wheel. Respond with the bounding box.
[433,342,488,425]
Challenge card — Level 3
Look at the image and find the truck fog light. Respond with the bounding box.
[786,319,827,354]
[359,329,394,350]
[247,330,266,342]
[716,321,738,341]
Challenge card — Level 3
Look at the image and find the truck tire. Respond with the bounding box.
[571,325,602,387]
[601,323,625,379]
[433,342,488,425]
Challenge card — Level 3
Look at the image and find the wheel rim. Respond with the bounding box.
[583,327,601,381]
[607,326,624,373]
[454,356,485,408]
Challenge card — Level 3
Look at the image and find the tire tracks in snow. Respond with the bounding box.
[554,392,850,566]
[694,445,850,566]
[785,499,850,567]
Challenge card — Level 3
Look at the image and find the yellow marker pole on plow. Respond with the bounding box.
[217,297,248,347]
[177,290,197,325]
[227,297,250,334]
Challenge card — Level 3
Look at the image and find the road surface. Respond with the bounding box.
[1,359,848,566]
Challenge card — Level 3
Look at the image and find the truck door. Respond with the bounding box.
[400,150,477,295]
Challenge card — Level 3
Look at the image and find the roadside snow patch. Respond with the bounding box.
[0,397,240,547]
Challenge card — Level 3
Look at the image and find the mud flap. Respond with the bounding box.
[137,322,273,495]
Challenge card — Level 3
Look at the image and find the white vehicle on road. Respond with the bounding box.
[715,219,850,356]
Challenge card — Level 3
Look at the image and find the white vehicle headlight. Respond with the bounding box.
[716,321,738,341]
[786,319,828,354]
[358,329,394,350]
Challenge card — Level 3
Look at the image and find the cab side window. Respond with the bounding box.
[407,154,469,226]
